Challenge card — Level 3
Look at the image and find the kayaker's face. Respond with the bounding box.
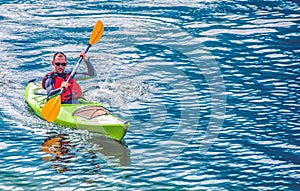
[52,54,67,74]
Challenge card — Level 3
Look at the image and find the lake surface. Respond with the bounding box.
[0,0,299,190]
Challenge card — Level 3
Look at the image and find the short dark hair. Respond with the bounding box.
[53,52,67,62]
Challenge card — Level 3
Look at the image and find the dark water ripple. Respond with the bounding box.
[0,0,299,190]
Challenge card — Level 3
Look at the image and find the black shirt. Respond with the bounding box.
[44,72,68,98]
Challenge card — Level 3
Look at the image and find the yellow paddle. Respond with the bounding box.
[42,20,104,122]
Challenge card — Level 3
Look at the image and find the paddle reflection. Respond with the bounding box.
[41,133,75,173]
[41,132,130,173]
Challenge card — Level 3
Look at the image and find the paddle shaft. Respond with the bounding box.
[42,20,104,122]
[59,44,92,95]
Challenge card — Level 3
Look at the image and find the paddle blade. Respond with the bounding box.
[89,20,104,45]
[42,95,62,122]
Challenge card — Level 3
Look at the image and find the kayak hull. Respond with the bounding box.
[24,81,129,141]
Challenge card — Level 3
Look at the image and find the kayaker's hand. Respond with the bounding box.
[60,82,70,90]
[80,51,88,61]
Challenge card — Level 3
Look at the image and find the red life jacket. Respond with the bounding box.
[42,72,82,101]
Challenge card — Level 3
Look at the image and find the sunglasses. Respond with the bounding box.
[54,62,67,67]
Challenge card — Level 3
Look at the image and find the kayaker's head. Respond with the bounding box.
[52,52,67,74]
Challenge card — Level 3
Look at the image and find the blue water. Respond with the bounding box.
[0,0,300,190]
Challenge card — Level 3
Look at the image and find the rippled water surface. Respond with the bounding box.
[0,0,299,190]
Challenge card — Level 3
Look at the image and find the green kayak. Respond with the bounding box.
[24,80,130,141]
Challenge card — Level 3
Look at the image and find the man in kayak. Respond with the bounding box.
[42,51,95,104]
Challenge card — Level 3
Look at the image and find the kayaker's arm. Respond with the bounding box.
[75,52,96,81]
[81,57,95,76]
[44,78,61,98]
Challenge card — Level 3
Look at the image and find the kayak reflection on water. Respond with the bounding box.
[86,135,131,166]
[40,132,130,173]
